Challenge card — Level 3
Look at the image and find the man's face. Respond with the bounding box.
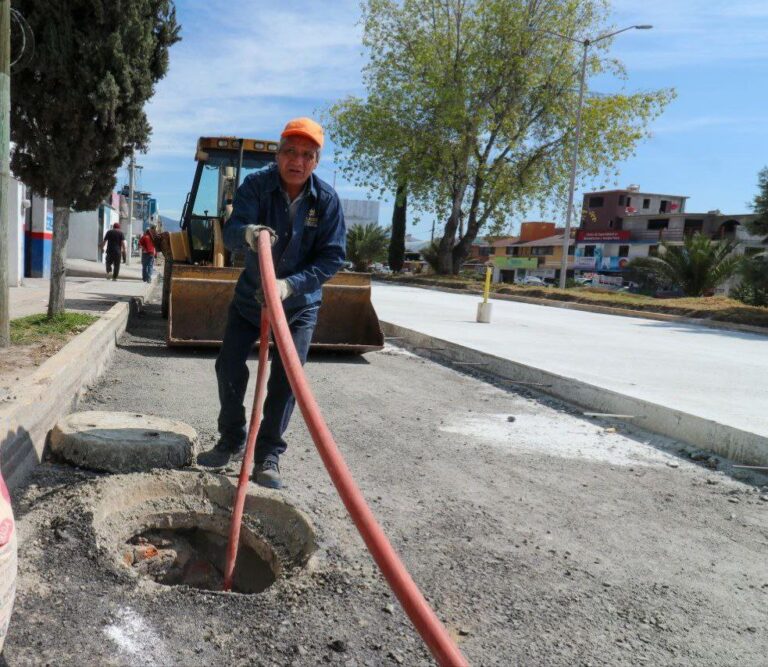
[276,136,319,192]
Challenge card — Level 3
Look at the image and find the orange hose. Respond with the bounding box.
[256,230,468,666]
[223,309,271,592]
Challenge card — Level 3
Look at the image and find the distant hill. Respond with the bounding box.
[159,214,181,233]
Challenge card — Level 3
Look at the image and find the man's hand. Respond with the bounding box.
[254,279,293,305]
[244,225,277,252]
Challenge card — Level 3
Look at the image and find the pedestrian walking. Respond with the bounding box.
[139,224,158,282]
[102,223,127,281]
[197,117,346,490]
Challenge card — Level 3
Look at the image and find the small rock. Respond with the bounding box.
[690,451,709,462]
[295,645,308,656]
[507,416,516,423]
[604,427,617,433]
[387,651,404,664]
[666,461,679,469]
[458,627,470,636]
[706,478,719,485]
[728,497,740,504]
[759,495,768,502]
[328,639,347,653]
[383,604,394,614]
[705,457,719,469]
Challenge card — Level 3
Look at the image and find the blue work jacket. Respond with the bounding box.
[223,163,346,324]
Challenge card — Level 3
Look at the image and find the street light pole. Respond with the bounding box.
[546,24,653,289]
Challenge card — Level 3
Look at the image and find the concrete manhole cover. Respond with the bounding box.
[92,470,316,594]
[50,411,197,473]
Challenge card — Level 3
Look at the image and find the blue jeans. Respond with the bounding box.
[141,254,155,282]
[215,301,319,462]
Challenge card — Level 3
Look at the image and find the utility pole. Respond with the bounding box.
[0,0,10,347]
[126,152,135,266]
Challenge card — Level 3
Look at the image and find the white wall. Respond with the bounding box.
[67,210,101,261]
[6,177,28,286]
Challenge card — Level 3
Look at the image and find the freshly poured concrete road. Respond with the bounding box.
[372,284,768,438]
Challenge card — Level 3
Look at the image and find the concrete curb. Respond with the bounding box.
[381,321,768,467]
[1,303,130,489]
[377,279,768,338]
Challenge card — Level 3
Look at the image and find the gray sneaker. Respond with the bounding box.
[197,440,244,468]
[253,459,282,489]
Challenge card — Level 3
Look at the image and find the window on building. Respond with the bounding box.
[505,246,519,256]
[618,195,625,205]
[568,245,575,256]
[618,245,629,258]
[684,219,703,236]
[626,197,632,207]
[615,217,623,229]
[479,247,491,257]
[588,196,604,208]
[531,246,554,256]
[643,198,650,209]
[660,200,669,213]
[648,219,669,230]
[649,245,659,256]
[584,245,596,257]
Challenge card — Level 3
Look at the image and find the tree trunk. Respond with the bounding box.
[388,183,407,272]
[47,204,70,318]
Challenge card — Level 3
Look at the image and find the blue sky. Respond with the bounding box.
[133,0,768,241]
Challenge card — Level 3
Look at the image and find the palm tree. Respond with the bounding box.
[346,223,390,272]
[627,233,740,297]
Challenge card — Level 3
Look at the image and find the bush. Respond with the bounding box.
[731,254,768,306]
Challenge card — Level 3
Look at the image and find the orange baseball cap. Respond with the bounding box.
[281,117,324,149]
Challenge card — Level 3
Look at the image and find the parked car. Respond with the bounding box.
[369,263,392,274]
[518,276,547,287]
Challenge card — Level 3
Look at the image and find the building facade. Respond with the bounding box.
[576,186,767,287]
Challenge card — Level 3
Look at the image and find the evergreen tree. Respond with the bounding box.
[748,166,768,239]
[388,185,407,272]
[11,1,181,316]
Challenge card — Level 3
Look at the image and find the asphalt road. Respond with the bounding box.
[371,283,768,439]
[4,284,768,666]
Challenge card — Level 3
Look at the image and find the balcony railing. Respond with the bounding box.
[628,229,684,242]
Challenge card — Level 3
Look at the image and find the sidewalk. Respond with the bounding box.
[372,283,768,462]
[9,257,154,319]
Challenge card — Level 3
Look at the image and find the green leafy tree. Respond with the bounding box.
[747,166,768,240]
[328,0,673,274]
[626,233,741,297]
[11,1,181,316]
[346,223,390,272]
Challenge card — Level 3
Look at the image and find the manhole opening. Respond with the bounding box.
[124,526,276,594]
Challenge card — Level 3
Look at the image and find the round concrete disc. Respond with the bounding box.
[49,411,197,473]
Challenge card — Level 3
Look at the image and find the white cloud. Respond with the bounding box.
[607,1,768,69]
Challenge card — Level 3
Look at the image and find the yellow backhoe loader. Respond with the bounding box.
[160,137,383,353]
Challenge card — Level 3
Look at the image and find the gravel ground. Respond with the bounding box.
[3,283,768,666]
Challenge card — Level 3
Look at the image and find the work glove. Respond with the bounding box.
[254,279,293,305]
[244,225,277,252]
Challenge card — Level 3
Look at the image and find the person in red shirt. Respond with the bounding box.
[138,224,158,283]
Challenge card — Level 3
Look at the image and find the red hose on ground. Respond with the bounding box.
[256,230,468,666]
[223,309,271,592]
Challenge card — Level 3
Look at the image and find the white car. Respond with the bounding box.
[519,276,547,286]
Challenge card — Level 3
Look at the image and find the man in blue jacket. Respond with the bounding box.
[197,118,346,489]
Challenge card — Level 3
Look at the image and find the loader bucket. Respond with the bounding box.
[167,265,240,346]
[167,266,383,353]
[312,272,384,353]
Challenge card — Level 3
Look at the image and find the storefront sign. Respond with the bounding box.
[492,257,538,269]
[576,230,630,242]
